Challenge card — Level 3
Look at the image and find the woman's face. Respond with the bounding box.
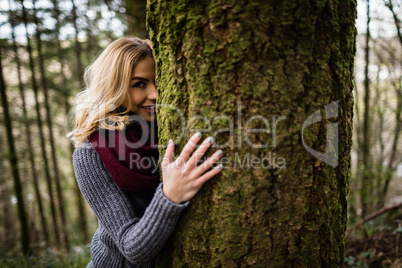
[130,56,157,122]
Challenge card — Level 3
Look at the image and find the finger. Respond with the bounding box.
[178,132,202,162]
[196,164,223,186]
[194,150,222,177]
[187,136,213,169]
[162,139,174,166]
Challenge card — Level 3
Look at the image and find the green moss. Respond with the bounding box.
[150,0,355,266]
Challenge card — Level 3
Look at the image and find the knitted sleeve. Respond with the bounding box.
[72,143,189,266]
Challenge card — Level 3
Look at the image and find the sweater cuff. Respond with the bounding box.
[155,183,190,211]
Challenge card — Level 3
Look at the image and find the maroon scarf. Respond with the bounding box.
[88,118,160,192]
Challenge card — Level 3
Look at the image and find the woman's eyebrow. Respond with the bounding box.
[131,76,149,81]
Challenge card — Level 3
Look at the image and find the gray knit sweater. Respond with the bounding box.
[73,141,189,268]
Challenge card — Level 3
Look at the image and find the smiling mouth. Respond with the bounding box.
[139,105,155,111]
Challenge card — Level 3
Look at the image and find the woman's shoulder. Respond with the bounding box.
[72,139,111,186]
[72,139,98,163]
[76,139,93,149]
[74,139,95,152]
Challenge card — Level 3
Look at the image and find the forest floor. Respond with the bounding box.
[345,175,402,268]
[0,244,91,268]
[345,231,402,267]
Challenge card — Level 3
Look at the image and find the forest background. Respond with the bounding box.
[0,0,400,267]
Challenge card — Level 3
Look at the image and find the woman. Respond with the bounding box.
[72,37,223,267]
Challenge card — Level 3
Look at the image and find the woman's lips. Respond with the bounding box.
[139,105,155,113]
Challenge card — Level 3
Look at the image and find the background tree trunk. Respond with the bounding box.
[125,0,148,38]
[381,0,402,203]
[361,0,371,218]
[9,5,49,244]
[0,106,16,255]
[52,0,89,243]
[149,0,356,266]
[71,0,84,88]
[20,0,61,246]
[0,46,31,256]
[32,0,70,251]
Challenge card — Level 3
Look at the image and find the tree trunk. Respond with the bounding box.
[84,0,95,63]
[8,3,49,244]
[381,0,402,201]
[361,0,371,218]
[32,0,70,251]
[148,0,356,266]
[0,45,31,256]
[20,0,61,246]
[52,0,89,244]
[374,69,384,209]
[71,0,84,88]
[385,0,402,45]
[125,0,148,38]
[0,116,16,254]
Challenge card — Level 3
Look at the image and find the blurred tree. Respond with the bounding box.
[0,111,16,255]
[369,35,402,209]
[20,0,61,247]
[83,0,96,63]
[381,0,401,204]
[125,0,148,37]
[71,0,84,88]
[51,0,89,243]
[351,0,401,217]
[8,0,49,244]
[32,0,69,251]
[385,0,402,44]
[361,0,372,218]
[0,43,30,256]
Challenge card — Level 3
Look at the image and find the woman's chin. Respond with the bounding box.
[128,111,155,122]
[139,113,156,122]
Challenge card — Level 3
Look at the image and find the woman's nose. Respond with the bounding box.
[148,83,157,100]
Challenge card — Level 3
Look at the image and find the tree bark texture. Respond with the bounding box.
[149,0,356,267]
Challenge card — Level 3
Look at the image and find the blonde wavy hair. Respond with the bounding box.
[71,37,153,147]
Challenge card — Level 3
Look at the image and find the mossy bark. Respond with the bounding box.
[148,0,356,266]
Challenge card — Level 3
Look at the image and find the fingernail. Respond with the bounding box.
[209,137,213,143]
[196,132,202,137]
[217,150,222,156]
[168,139,172,145]
[218,164,223,169]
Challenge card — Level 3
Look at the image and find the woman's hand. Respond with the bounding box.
[161,132,223,204]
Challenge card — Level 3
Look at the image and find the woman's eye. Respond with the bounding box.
[132,81,145,88]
